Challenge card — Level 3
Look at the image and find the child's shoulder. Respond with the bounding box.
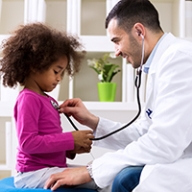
[19,88,38,97]
[16,89,50,109]
[18,88,47,102]
[18,89,55,102]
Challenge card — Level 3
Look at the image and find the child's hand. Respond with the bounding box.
[71,130,94,153]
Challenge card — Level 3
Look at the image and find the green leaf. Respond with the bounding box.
[87,53,121,82]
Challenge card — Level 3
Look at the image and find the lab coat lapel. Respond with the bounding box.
[145,33,177,101]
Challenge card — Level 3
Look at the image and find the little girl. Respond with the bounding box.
[0,23,94,189]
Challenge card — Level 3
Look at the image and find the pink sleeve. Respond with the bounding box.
[14,93,74,154]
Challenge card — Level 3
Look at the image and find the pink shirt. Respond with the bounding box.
[14,89,74,172]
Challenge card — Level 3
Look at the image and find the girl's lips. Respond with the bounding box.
[53,84,57,88]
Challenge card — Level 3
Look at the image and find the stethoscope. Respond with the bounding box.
[51,34,145,141]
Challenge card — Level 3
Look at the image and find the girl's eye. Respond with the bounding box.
[54,70,59,74]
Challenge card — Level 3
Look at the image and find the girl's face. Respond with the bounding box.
[27,56,68,95]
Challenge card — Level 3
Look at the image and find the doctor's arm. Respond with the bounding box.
[59,98,149,150]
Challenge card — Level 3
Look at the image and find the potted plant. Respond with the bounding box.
[87,53,121,102]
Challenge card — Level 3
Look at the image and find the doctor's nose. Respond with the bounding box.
[115,48,123,57]
[114,44,122,57]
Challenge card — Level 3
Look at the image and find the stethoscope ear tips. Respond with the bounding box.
[140,34,144,39]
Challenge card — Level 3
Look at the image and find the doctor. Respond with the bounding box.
[45,0,192,191]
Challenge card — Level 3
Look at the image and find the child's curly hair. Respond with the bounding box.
[0,22,85,87]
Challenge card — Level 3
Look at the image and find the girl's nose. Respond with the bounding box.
[56,75,62,82]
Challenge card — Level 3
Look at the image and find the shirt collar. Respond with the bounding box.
[143,33,167,74]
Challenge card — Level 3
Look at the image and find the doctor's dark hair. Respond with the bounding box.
[105,0,163,33]
[0,23,85,87]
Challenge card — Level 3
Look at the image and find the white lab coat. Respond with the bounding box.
[92,33,192,191]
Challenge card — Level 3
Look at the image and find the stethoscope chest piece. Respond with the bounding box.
[51,100,59,110]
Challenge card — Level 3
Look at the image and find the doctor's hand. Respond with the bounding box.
[44,166,92,191]
[71,130,94,153]
[59,98,99,131]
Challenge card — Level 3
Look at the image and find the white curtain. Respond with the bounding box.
[24,0,46,24]
[185,1,192,39]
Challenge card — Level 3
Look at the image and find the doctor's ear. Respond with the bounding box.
[133,23,145,38]
[137,31,144,40]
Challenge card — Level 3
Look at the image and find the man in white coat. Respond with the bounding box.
[44,0,192,191]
